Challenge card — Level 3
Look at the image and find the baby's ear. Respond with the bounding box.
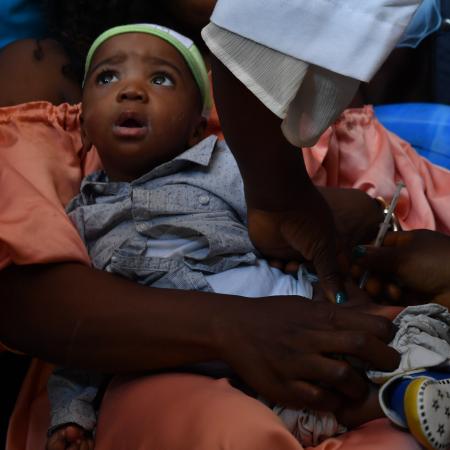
[188,116,207,147]
[79,115,92,155]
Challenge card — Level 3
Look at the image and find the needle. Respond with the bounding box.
[359,181,405,289]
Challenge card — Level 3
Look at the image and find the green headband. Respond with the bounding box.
[84,24,211,117]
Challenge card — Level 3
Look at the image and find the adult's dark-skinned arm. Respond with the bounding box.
[210,55,344,302]
[0,261,399,411]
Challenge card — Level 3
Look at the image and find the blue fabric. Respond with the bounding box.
[390,377,411,425]
[374,103,450,169]
[397,0,442,48]
[0,0,45,49]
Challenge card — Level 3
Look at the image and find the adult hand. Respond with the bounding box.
[352,230,450,307]
[247,183,345,303]
[46,424,94,450]
[217,297,399,411]
[338,281,404,320]
[268,187,384,276]
[318,187,383,251]
[313,278,404,320]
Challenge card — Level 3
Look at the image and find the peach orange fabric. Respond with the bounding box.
[1,101,446,450]
[6,360,54,450]
[2,103,449,270]
[0,102,100,270]
[303,105,450,233]
[0,102,99,449]
[11,372,422,450]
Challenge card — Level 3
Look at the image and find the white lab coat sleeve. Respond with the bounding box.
[209,0,422,82]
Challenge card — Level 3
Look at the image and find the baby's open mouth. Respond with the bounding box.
[113,112,148,138]
[121,118,144,127]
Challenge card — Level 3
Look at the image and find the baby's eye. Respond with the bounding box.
[96,70,119,85]
[151,74,174,86]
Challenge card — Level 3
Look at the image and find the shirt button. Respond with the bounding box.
[199,195,210,205]
[137,223,146,232]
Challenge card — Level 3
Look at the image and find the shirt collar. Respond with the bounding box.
[80,135,219,196]
[171,134,218,167]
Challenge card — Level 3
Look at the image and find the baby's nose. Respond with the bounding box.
[118,85,148,102]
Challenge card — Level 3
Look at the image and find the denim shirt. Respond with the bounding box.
[49,136,260,432]
[67,135,257,292]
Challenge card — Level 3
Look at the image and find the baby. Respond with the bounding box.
[46,24,450,450]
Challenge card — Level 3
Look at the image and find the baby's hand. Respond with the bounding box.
[46,424,94,450]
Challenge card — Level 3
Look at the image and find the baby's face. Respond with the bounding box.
[82,33,204,181]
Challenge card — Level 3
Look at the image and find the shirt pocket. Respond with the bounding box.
[108,249,213,292]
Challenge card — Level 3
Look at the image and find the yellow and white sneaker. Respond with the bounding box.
[404,377,450,450]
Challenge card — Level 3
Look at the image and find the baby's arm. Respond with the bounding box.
[47,368,105,449]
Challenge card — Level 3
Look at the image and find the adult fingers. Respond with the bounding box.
[313,329,400,372]
[267,259,301,274]
[314,245,347,304]
[381,231,411,247]
[79,439,93,450]
[350,303,403,321]
[296,299,394,341]
[267,259,284,270]
[230,355,343,411]
[263,376,343,411]
[353,244,402,276]
[284,353,369,402]
[285,260,302,274]
[329,306,395,343]
[314,309,396,354]
[67,443,81,450]
[281,222,345,304]
[385,282,403,302]
[284,379,343,411]
[364,275,383,297]
[352,231,411,273]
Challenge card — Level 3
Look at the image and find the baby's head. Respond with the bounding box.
[81,24,211,181]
